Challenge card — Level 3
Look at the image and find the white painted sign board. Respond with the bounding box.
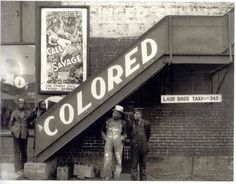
[161,94,222,103]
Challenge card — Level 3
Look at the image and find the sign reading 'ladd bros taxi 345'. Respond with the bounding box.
[35,22,167,155]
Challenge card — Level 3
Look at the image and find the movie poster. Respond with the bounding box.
[40,7,88,93]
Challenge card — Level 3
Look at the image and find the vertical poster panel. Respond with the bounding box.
[40,7,88,93]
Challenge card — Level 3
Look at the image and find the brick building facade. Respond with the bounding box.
[0,1,234,180]
[56,64,233,180]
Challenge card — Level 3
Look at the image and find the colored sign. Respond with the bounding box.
[161,95,222,103]
[40,7,88,93]
[36,22,167,156]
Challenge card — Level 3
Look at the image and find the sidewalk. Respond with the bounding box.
[0,163,22,180]
[120,173,155,181]
[0,162,155,180]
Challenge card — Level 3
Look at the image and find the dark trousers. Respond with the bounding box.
[13,137,28,172]
[130,141,147,181]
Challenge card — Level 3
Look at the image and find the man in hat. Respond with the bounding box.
[127,107,151,180]
[101,105,127,180]
[9,98,31,174]
[28,100,47,151]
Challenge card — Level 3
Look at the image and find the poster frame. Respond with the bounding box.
[39,6,89,94]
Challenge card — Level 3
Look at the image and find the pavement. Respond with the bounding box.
[0,163,22,180]
[0,162,155,180]
[0,162,232,181]
[119,173,155,181]
[71,173,155,181]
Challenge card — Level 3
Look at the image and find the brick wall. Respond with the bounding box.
[64,1,234,38]
[144,65,233,157]
[89,38,134,75]
[45,2,234,164]
[35,1,234,99]
[0,1,233,180]
[57,64,233,171]
[147,98,234,157]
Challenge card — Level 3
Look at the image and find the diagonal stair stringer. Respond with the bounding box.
[35,10,234,162]
[35,16,169,162]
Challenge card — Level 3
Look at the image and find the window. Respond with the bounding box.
[1,45,35,130]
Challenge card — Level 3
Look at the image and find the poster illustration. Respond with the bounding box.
[40,7,88,93]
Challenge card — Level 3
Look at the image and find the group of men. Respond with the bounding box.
[8,99,46,175]
[101,105,151,181]
[9,99,151,180]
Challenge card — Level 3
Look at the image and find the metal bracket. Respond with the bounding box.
[210,64,230,94]
[228,13,233,62]
[163,60,172,65]
[168,16,173,62]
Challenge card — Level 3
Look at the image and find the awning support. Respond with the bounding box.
[215,65,230,94]
[210,64,231,94]
[228,13,233,62]
[168,16,173,62]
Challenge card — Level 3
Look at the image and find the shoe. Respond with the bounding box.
[104,177,110,180]
[16,170,23,175]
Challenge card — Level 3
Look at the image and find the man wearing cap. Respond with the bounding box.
[127,107,151,180]
[9,98,31,174]
[101,105,127,180]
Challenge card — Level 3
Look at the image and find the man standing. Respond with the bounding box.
[101,105,127,180]
[9,98,31,174]
[128,108,151,181]
[28,100,47,152]
[28,100,47,128]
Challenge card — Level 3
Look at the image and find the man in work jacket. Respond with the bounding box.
[9,98,31,174]
[101,105,127,180]
[127,107,151,181]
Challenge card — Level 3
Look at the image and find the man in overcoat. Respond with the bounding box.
[9,98,31,174]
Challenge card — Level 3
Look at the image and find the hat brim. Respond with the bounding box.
[112,109,124,114]
[133,108,144,112]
